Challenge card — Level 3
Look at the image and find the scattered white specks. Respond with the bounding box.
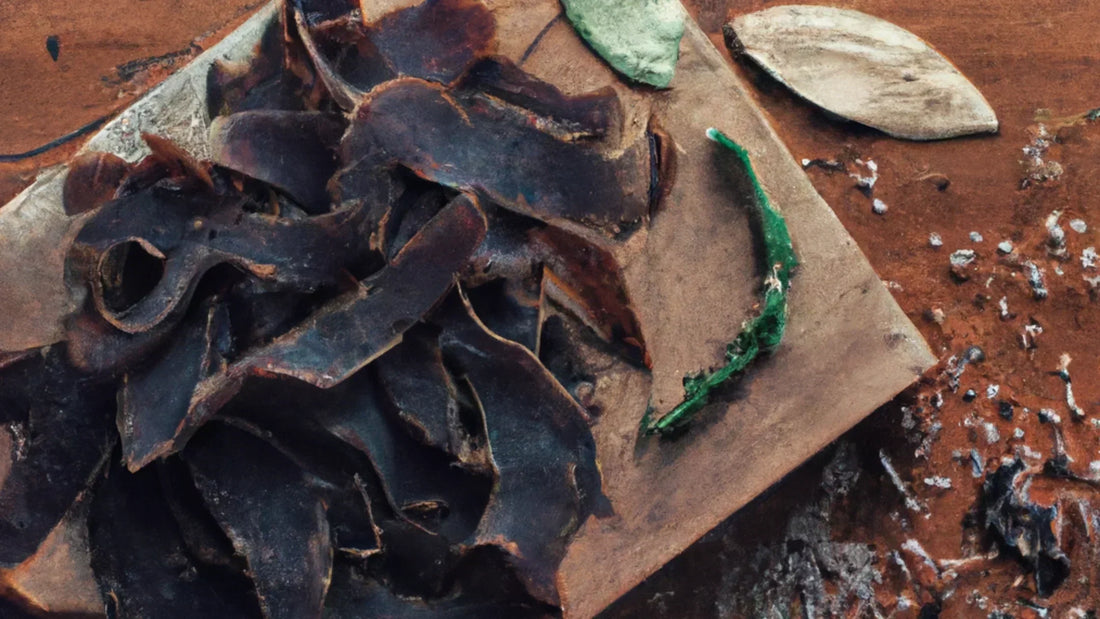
[997,241,1014,254]
[969,449,984,477]
[1070,219,1088,233]
[1021,445,1043,460]
[983,422,1000,444]
[929,307,945,324]
[1090,418,1100,430]
[950,249,976,267]
[880,450,923,513]
[1055,353,1085,420]
[1021,124,1063,186]
[986,384,999,399]
[929,233,943,248]
[901,539,939,575]
[969,231,984,242]
[1047,211,1068,257]
[872,198,888,215]
[1021,321,1043,350]
[998,297,1011,320]
[850,158,879,190]
[1024,261,1048,299]
[931,392,944,410]
[6,422,28,461]
[923,476,953,489]
[1082,247,1097,270]
[1038,408,1062,424]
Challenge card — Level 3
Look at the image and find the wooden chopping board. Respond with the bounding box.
[0,2,935,616]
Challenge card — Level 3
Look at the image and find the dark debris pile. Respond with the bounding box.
[0,0,673,616]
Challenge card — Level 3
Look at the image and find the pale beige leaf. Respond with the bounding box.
[729,5,998,140]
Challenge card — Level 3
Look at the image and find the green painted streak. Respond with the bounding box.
[561,0,685,89]
[644,128,797,435]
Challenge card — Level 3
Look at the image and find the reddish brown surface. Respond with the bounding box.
[3,0,1099,616]
[0,0,266,202]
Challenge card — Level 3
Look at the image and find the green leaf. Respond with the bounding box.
[561,0,685,88]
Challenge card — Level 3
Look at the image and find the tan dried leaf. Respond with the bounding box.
[729,5,998,140]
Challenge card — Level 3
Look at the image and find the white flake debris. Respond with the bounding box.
[983,422,1000,444]
[1014,427,1025,440]
[872,198,888,215]
[1021,322,1043,349]
[1021,445,1043,460]
[1070,218,1088,233]
[923,476,953,489]
[951,249,976,267]
[850,158,879,190]
[1047,210,1067,257]
[929,232,943,248]
[880,450,923,513]
[1056,353,1085,420]
[969,231,983,242]
[998,297,1010,320]
[801,158,811,167]
[1024,261,1048,299]
[986,384,999,399]
[900,539,940,575]
[997,241,1014,254]
[1082,247,1097,270]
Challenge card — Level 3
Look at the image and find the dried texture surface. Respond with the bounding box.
[186,424,332,619]
[729,5,999,140]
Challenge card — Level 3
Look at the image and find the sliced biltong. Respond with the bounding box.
[437,291,603,606]
[185,423,333,619]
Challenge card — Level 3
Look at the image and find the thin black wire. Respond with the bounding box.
[0,114,113,163]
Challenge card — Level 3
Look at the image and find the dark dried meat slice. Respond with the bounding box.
[233,192,486,388]
[207,11,312,117]
[309,370,490,543]
[464,276,545,353]
[453,56,617,139]
[185,423,332,619]
[530,225,648,366]
[0,349,115,567]
[64,297,181,374]
[118,193,486,469]
[62,151,130,216]
[209,110,346,214]
[70,178,370,334]
[339,78,650,235]
[118,300,232,471]
[366,0,497,84]
[156,457,240,570]
[374,325,463,455]
[437,291,603,606]
[87,457,260,618]
[324,554,553,618]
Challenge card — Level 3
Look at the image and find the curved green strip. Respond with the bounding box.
[644,128,797,435]
[561,0,685,88]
